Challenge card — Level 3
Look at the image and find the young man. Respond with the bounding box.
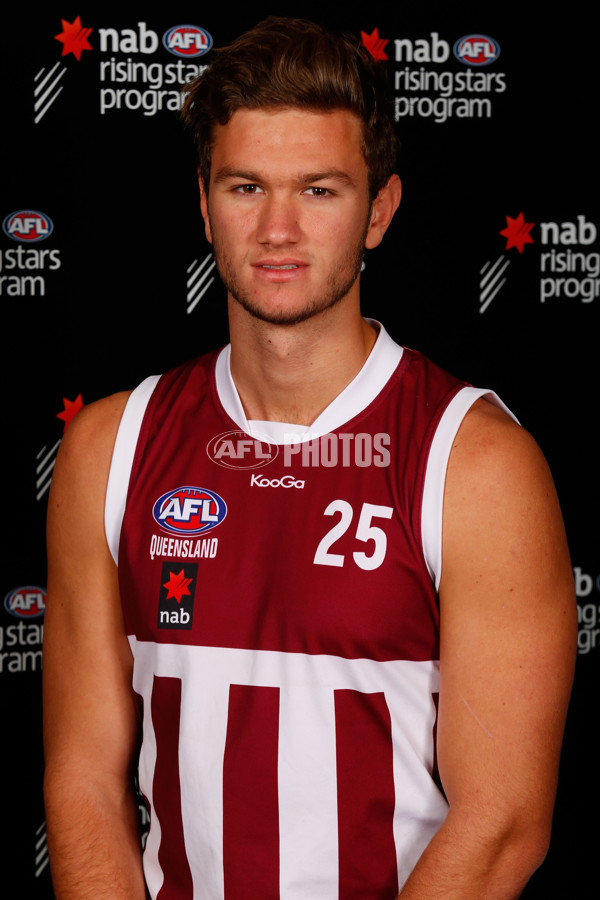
[43,17,576,900]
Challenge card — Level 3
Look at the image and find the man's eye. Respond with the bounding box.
[236,184,261,194]
[306,187,331,197]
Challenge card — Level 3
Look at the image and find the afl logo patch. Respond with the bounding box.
[162,25,213,58]
[153,486,227,535]
[3,210,53,243]
[3,586,46,619]
[453,34,500,66]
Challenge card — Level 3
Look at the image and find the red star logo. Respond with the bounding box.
[56,394,84,431]
[163,570,193,604]
[499,212,535,253]
[54,16,93,60]
[361,27,389,61]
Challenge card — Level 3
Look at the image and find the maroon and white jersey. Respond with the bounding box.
[105,321,512,899]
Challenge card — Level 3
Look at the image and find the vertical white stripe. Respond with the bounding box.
[386,662,448,889]
[179,664,230,900]
[278,682,339,899]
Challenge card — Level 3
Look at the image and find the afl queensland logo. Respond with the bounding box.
[162,25,213,58]
[153,486,226,535]
[453,35,500,66]
[3,210,53,243]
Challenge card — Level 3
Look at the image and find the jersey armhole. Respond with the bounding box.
[104,375,161,564]
[421,387,518,590]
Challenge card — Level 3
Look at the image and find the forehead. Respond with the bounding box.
[209,107,367,181]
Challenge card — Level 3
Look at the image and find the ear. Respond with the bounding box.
[198,177,213,245]
[364,174,402,250]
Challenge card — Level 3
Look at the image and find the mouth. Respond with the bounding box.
[252,260,307,283]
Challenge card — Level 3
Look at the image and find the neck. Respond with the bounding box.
[228,298,377,425]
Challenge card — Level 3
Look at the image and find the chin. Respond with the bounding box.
[234,292,351,327]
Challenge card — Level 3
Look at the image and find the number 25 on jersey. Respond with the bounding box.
[314,500,393,570]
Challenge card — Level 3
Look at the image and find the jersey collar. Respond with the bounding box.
[214,319,403,445]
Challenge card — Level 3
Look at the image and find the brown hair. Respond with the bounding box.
[180,17,398,200]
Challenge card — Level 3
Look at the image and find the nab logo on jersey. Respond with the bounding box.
[3,210,53,243]
[153,486,227,535]
[3,586,46,619]
[453,35,500,66]
[158,562,197,630]
[162,25,212,57]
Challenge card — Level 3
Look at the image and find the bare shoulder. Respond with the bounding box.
[44,391,135,705]
[443,396,563,529]
[448,395,547,484]
[47,390,132,552]
[441,395,575,620]
[54,390,132,475]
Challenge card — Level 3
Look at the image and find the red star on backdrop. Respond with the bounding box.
[56,394,84,431]
[499,212,535,253]
[361,28,389,61]
[163,570,193,604]
[54,16,93,60]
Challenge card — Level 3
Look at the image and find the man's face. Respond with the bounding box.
[200,107,380,326]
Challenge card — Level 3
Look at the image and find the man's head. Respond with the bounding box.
[180,17,398,201]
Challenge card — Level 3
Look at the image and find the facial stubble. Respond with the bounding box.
[208,210,371,327]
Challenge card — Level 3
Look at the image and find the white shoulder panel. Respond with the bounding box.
[422,388,518,589]
[104,375,161,564]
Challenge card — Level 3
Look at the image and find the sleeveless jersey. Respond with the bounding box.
[106,321,509,899]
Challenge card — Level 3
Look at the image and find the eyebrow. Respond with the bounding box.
[212,166,357,188]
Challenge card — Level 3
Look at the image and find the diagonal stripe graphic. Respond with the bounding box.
[479,255,511,313]
[35,822,49,878]
[187,255,217,314]
[36,439,61,500]
[34,63,67,124]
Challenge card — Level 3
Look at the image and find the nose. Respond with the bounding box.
[256,195,301,246]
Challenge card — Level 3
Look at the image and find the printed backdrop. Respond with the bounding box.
[1,3,597,895]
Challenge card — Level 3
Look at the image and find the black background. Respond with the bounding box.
[1,3,597,895]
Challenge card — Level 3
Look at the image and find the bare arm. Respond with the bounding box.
[399,399,576,898]
[43,392,147,899]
